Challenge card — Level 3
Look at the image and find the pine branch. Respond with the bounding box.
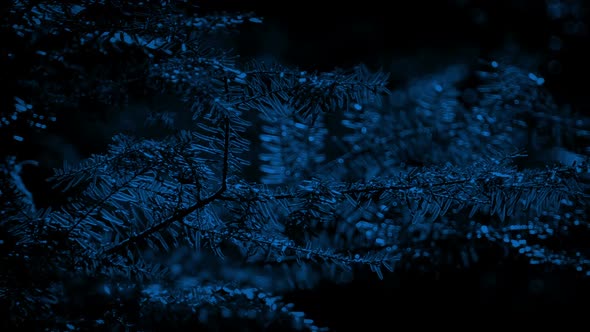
[104,116,231,256]
[222,161,584,213]
[258,96,328,185]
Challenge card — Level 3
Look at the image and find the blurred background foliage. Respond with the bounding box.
[199,0,590,323]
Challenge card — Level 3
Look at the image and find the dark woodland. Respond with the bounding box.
[2,1,590,330]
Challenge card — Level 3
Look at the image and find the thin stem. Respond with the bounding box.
[105,117,231,256]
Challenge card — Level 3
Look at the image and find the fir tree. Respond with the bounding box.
[1,1,590,330]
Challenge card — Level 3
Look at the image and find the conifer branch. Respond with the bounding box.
[4,2,590,330]
[105,116,231,255]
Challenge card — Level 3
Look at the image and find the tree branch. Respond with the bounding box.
[104,117,231,256]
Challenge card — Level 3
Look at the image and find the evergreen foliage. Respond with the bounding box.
[2,0,590,330]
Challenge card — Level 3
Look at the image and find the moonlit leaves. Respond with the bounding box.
[370,264,384,280]
[527,72,545,86]
[234,72,248,84]
[101,31,144,48]
[69,5,85,15]
[14,97,32,113]
[471,219,590,274]
[245,62,389,122]
[481,225,489,234]
[258,99,328,185]
[3,97,53,136]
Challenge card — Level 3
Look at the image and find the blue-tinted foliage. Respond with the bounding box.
[1,0,590,330]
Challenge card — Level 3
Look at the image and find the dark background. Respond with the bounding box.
[202,0,590,111]
[16,0,590,186]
